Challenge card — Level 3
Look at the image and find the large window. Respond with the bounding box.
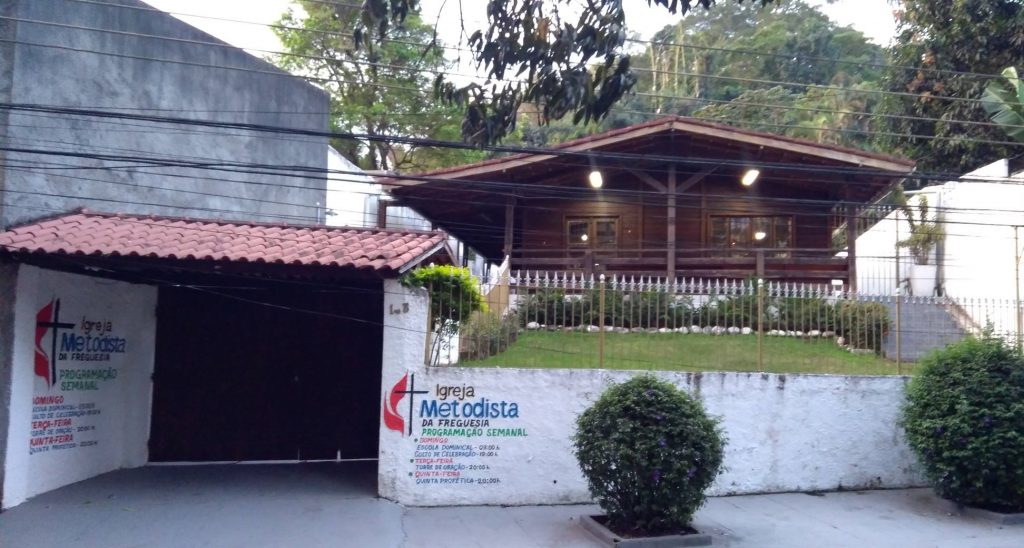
[710,215,792,254]
[566,217,618,249]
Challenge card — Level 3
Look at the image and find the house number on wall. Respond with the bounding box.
[389,303,410,315]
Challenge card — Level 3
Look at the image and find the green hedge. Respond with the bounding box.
[902,336,1024,512]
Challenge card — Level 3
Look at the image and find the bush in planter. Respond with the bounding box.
[573,376,725,537]
[902,335,1024,512]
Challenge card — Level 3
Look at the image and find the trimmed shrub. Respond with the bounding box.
[403,265,485,365]
[902,336,1024,512]
[573,376,725,537]
[460,312,519,361]
[834,301,889,352]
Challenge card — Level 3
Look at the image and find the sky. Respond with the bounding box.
[142,0,900,56]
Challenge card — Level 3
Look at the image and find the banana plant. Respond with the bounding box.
[982,67,1024,143]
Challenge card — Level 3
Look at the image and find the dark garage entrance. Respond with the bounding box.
[149,282,384,462]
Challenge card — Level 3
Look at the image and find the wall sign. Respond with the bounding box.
[29,297,128,456]
[384,372,527,487]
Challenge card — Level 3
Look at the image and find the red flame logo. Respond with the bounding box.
[383,373,408,435]
[34,299,55,386]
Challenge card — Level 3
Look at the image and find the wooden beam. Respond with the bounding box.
[503,198,516,258]
[667,164,677,280]
[628,168,667,193]
[377,198,388,229]
[676,167,716,194]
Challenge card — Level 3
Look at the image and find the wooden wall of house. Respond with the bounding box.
[517,170,838,255]
[518,175,646,251]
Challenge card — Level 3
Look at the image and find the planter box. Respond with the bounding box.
[579,515,712,547]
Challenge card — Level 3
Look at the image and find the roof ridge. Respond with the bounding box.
[73,210,442,236]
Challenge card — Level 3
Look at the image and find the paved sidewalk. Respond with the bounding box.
[1,464,1020,547]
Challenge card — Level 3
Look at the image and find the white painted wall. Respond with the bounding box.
[377,299,924,506]
[326,147,379,228]
[2,266,156,509]
[855,160,1024,334]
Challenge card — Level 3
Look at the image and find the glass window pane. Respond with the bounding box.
[752,217,771,245]
[774,217,791,249]
[710,217,727,247]
[595,219,617,248]
[729,217,751,248]
[567,220,590,247]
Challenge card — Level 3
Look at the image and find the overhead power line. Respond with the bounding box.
[6,9,1022,125]
[71,0,1018,82]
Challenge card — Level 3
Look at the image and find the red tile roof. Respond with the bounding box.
[0,211,447,275]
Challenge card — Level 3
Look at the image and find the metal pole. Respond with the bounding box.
[757,278,765,372]
[895,212,902,373]
[1015,226,1021,353]
[599,274,606,369]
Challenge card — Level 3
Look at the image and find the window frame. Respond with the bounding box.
[565,216,620,250]
[708,215,794,254]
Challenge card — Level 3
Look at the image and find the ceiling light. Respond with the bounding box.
[588,170,604,189]
[741,169,760,187]
[580,233,589,242]
[754,231,767,241]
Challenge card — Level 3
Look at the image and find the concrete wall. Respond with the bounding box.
[0,0,329,228]
[2,265,157,509]
[0,263,17,506]
[377,296,924,506]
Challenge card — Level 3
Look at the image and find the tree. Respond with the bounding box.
[353,0,775,146]
[983,67,1024,143]
[274,2,484,171]
[874,1,1024,178]
[515,1,884,149]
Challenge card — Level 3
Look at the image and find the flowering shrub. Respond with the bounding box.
[573,376,725,536]
[902,335,1024,512]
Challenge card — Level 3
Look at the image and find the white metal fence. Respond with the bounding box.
[447,272,1023,373]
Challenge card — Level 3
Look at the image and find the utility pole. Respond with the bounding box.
[1015,226,1022,353]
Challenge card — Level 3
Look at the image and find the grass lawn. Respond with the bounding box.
[461,331,911,376]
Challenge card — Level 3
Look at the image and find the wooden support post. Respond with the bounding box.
[667,165,677,280]
[503,197,516,259]
[756,250,765,279]
[846,203,858,293]
[377,198,388,229]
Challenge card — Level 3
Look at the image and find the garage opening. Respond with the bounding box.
[149,282,384,463]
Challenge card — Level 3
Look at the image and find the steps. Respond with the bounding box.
[880,300,967,362]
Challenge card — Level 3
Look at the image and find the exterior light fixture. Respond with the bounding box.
[754,231,767,241]
[741,169,760,187]
[588,156,603,188]
[580,233,589,242]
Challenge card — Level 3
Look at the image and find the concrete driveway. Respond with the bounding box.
[0,463,1020,547]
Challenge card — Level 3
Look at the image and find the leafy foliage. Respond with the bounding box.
[893,185,944,266]
[833,301,889,354]
[403,265,485,364]
[983,67,1024,143]
[902,335,1024,512]
[513,1,885,150]
[574,375,725,536]
[274,2,484,170]
[459,311,519,361]
[875,1,1024,176]
[353,0,775,146]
